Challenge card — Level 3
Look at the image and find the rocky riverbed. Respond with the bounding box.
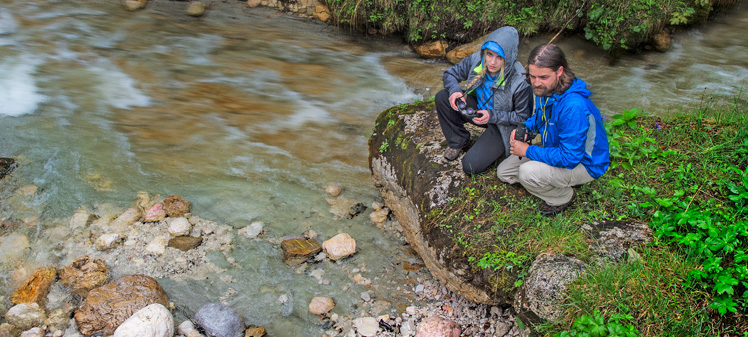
[0,156,525,336]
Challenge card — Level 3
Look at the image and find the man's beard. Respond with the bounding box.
[533,80,560,97]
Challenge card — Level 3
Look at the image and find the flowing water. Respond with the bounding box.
[0,0,747,335]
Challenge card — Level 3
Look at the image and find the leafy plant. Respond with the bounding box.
[555,310,639,337]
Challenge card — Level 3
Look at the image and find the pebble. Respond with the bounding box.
[360,291,371,302]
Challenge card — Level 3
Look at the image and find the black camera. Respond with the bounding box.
[456,99,480,119]
[514,124,538,144]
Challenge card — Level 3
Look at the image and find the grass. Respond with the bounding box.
[421,91,748,336]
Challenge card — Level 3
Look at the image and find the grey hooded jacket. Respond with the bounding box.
[442,26,533,154]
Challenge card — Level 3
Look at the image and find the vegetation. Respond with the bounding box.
[420,91,748,336]
[322,0,740,52]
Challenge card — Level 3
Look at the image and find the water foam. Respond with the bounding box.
[0,60,45,117]
[89,59,151,109]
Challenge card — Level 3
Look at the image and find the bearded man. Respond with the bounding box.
[497,44,610,216]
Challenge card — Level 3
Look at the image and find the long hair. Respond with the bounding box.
[465,50,505,90]
[527,44,575,94]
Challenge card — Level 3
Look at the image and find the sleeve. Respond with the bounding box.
[442,55,476,95]
[488,81,532,126]
[526,98,589,169]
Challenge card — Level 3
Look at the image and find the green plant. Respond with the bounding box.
[379,139,389,153]
[555,310,639,337]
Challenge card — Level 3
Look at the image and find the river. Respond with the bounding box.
[0,0,746,335]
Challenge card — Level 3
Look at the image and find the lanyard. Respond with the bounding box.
[540,97,551,147]
[475,75,506,110]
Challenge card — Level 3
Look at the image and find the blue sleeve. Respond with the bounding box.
[526,99,589,169]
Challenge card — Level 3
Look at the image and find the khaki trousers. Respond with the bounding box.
[497,155,594,206]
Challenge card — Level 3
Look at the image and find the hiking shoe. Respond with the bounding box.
[539,191,576,217]
[443,147,463,161]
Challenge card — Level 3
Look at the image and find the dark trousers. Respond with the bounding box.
[435,89,505,175]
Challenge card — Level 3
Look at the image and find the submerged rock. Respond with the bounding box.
[0,157,16,180]
[308,296,334,315]
[281,237,322,266]
[58,256,110,297]
[11,267,57,307]
[74,274,169,336]
[193,303,245,337]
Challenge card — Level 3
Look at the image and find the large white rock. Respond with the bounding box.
[168,217,191,237]
[322,233,356,261]
[5,302,45,330]
[112,303,174,337]
[353,317,378,336]
[238,222,264,238]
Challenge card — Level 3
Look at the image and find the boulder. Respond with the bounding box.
[322,233,356,261]
[415,316,461,337]
[0,157,16,180]
[5,302,45,331]
[583,222,653,262]
[11,267,57,307]
[413,40,447,59]
[112,303,174,337]
[144,203,166,222]
[369,107,501,304]
[513,255,586,324]
[74,274,169,336]
[163,195,191,217]
[281,237,321,266]
[168,236,203,251]
[314,3,331,22]
[308,296,334,315]
[193,303,245,337]
[247,0,262,8]
[651,31,672,52]
[58,256,110,297]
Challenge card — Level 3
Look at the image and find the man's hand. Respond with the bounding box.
[449,91,464,110]
[509,129,530,157]
[473,110,489,125]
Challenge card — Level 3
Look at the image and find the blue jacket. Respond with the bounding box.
[525,79,610,179]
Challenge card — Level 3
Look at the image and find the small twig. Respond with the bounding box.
[685,185,703,213]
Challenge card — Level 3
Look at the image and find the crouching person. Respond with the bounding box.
[498,44,610,216]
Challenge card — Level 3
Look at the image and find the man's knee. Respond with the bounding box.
[518,161,550,188]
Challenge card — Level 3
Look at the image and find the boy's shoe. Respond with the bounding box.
[539,191,576,217]
[443,147,463,161]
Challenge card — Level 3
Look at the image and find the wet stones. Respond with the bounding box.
[325,184,342,197]
[353,317,378,336]
[11,267,57,307]
[308,296,334,315]
[322,233,356,261]
[281,237,322,266]
[193,303,245,337]
[5,302,45,331]
[112,303,174,337]
[167,236,203,251]
[186,2,206,16]
[0,233,30,270]
[415,316,461,337]
[163,195,191,217]
[58,256,110,297]
[168,217,192,236]
[0,157,16,180]
[74,274,169,336]
[144,203,166,222]
[107,207,142,232]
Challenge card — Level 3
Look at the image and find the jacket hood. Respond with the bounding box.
[482,27,519,78]
[554,78,591,100]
